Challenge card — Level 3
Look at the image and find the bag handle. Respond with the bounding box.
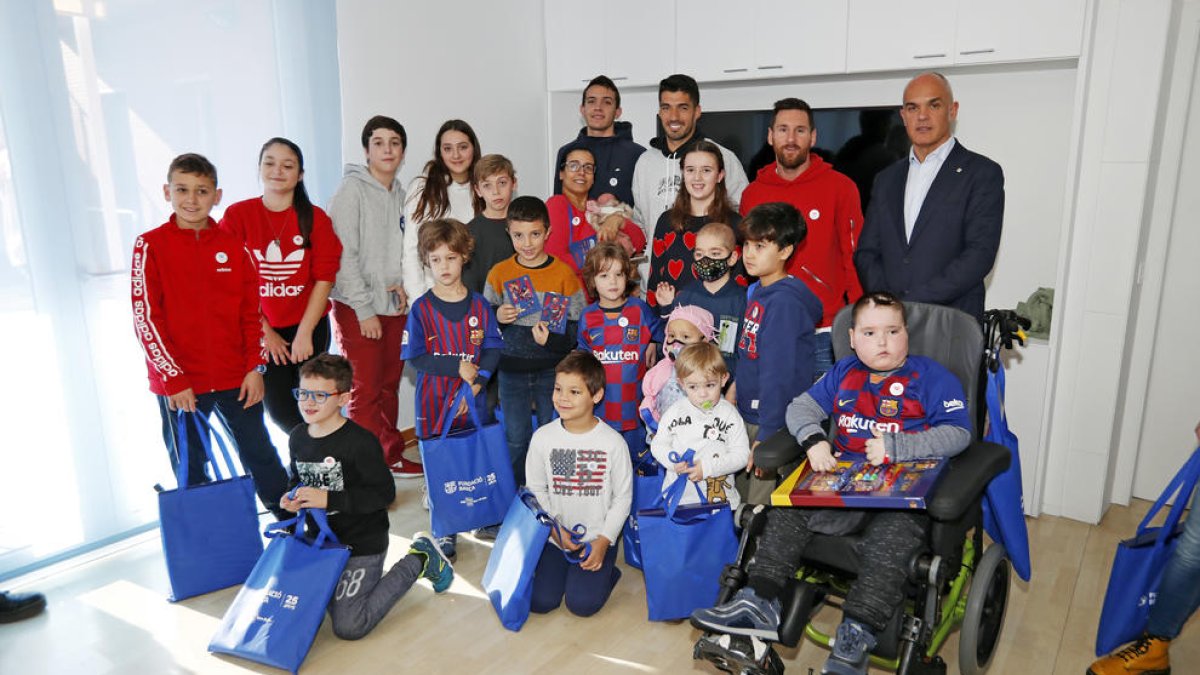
[518,488,592,563]
[174,410,240,487]
[434,381,484,441]
[662,449,708,520]
[1137,446,1200,548]
[267,487,343,548]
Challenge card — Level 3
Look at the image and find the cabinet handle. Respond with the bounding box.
[722,67,748,73]
[757,65,783,70]
[959,48,996,55]
[610,76,628,81]
[912,53,947,60]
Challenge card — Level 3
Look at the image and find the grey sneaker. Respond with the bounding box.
[409,532,454,593]
[821,618,877,675]
[690,587,782,641]
[473,524,502,541]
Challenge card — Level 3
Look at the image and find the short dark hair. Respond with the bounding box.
[740,202,806,253]
[582,75,621,108]
[167,153,217,185]
[360,115,407,150]
[556,351,606,397]
[558,144,595,171]
[772,97,815,129]
[506,195,549,230]
[851,291,908,327]
[659,73,700,106]
[300,353,353,393]
[418,218,475,264]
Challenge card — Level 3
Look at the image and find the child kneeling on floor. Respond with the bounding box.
[525,351,632,617]
[281,354,454,640]
[691,292,971,675]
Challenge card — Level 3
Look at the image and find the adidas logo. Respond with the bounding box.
[254,240,304,281]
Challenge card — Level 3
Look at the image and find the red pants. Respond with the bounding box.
[331,300,406,465]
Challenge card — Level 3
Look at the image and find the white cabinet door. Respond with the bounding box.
[846,0,957,73]
[604,0,676,88]
[955,0,1087,64]
[545,0,604,91]
[755,0,848,77]
[676,0,753,82]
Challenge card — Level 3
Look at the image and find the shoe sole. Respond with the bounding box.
[413,531,454,592]
[0,599,46,624]
[391,471,424,479]
[1087,670,1169,675]
[690,615,779,642]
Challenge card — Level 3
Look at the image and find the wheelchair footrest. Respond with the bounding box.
[694,634,784,675]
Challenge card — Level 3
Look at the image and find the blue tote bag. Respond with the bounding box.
[419,383,517,537]
[1095,446,1200,655]
[209,503,351,673]
[623,453,664,570]
[981,361,1033,581]
[482,489,554,631]
[639,451,739,621]
[158,411,263,601]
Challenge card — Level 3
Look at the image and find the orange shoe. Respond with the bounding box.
[390,457,424,479]
[1087,635,1171,675]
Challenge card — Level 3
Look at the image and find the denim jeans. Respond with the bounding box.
[498,368,556,486]
[813,330,833,383]
[157,389,290,519]
[1147,500,1200,638]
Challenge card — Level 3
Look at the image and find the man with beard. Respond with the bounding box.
[553,75,646,207]
[631,74,749,237]
[739,97,863,380]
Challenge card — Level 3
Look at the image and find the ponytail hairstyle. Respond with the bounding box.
[667,139,736,232]
[259,137,315,248]
[414,119,483,222]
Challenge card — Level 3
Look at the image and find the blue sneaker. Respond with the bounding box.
[821,618,877,675]
[436,534,457,563]
[690,587,781,641]
[409,532,454,593]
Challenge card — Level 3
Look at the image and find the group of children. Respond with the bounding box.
[132,114,974,674]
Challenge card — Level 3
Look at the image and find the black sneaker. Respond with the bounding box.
[0,591,46,623]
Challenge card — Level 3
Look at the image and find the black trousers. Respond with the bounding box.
[263,315,332,435]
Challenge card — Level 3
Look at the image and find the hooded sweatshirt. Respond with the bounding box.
[553,121,647,207]
[327,164,406,321]
[631,130,749,238]
[735,276,823,442]
[739,156,864,328]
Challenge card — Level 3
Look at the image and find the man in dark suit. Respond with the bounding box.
[855,72,1004,321]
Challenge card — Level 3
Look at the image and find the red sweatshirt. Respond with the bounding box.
[131,216,266,396]
[545,194,646,287]
[739,156,864,327]
[219,198,342,328]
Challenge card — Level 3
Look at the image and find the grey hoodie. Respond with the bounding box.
[328,164,406,320]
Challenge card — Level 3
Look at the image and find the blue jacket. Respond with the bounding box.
[553,121,646,207]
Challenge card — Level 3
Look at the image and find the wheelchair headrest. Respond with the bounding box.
[831,301,984,434]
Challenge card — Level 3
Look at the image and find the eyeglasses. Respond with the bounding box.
[563,161,595,175]
[292,388,342,404]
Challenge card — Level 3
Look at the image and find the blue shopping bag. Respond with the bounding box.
[158,411,263,601]
[623,451,664,570]
[419,383,517,537]
[209,503,351,673]
[981,360,1033,581]
[1095,446,1200,655]
[482,489,554,631]
[639,450,739,621]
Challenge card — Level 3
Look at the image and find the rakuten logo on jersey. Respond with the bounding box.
[837,413,900,435]
[593,348,639,363]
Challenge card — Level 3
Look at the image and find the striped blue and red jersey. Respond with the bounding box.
[807,355,970,455]
[401,292,504,439]
[577,297,664,431]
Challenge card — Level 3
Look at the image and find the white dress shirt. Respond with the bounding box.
[903,137,957,242]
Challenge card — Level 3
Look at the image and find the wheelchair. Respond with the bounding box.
[692,302,1018,675]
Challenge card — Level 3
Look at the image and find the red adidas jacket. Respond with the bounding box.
[131,216,266,396]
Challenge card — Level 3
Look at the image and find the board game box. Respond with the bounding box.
[770,457,949,510]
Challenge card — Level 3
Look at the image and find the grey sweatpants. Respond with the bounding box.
[747,508,928,631]
[327,552,422,640]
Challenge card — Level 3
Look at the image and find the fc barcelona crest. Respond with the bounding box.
[879,398,900,417]
[470,328,484,345]
[625,326,640,343]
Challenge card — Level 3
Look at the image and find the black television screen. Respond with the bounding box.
[667,106,910,211]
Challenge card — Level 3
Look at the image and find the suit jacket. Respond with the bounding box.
[854,140,1004,321]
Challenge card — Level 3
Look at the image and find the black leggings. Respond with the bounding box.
[263,314,331,435]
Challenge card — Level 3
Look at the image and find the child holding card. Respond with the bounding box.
[577,242,663,458]
[484,196,585,485]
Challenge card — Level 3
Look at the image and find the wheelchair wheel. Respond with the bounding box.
[958,543,1010,675]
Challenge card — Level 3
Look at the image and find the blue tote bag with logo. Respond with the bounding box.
[158,411,263,601]
[639,451,739,621]
[482,489,554,631]
[209,502,351,673]
[419,383,517,537]
[622,452,664,570]
[981,361,1033,581]
[1095,446,1200,655]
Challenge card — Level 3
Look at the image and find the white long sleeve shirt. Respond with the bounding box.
[650,398,750,508]
[401,176,476,299]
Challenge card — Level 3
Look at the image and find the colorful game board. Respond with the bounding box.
[771,457,948,509]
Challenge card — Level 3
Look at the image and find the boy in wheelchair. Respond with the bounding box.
[691,292,972,675]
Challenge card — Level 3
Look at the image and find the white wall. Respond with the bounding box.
[335,0,549,428]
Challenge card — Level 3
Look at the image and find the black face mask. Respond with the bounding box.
[693,254,732,282]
